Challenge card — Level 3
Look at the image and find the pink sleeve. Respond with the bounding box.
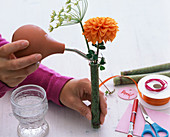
[0,34,9,46]
[0,34,73,106]
[0,81,14,98]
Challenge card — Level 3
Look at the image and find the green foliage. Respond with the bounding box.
[105,89,115,95]
[100,57,106,65]
[89,50,95,54]
[100,65,105,71]
[93,54,98,61]
[49,0,88,30]
[105,90,109,95]
[99,45,105,50]
[49,25,54,32]
[98,42,105,49]
[92,44,97,48]
[86,53,92,59]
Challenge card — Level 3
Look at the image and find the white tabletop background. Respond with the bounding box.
[0,0,170,137]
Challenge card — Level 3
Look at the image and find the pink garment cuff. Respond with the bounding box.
[0,81,14,98]
[48,75,73,106]
[0,34,9,46]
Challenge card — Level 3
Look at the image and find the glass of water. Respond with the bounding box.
[11,84,49,137]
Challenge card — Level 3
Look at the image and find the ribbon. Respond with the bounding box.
[145,79,168,92]
[99,75,170,106]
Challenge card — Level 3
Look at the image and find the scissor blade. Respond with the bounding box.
[140,103,148,116]
[139,103,154,124]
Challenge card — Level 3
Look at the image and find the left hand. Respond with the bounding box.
[60,78,107,125]
[0,40,42,87]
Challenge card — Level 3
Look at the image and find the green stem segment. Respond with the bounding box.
[114,71,170,86]
[90,63,100,129]
[121,63,170,75]
[80,21,90,51]
[95,43,100,64]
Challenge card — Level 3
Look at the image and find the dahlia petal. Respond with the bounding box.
[103,24,110,28]
[87,35,92,41]
[106,31,111,37]
[109,34,116,41]
[104,37,108,43]
[93,26,100,30]
[92,37,97,45]
[90,18,97,25]
[101,28,108,34]
[91,29,98,35]
[87,25,93,29]
[99,29,106,37]
[98,35,102,43]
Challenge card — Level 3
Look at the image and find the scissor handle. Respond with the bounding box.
[142,123,156,137]
[151,122,169,137]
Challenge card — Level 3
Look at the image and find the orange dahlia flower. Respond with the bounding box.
[82,17,119,44]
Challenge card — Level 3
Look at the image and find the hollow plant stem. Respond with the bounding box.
[95,43,100,64]
[121,63,170,75]
[90,63,100,129]
[114,71,170,86]
[79,21,90,52]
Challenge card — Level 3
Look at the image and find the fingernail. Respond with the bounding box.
[35,54,42,60]
[86,112,92,121]
[21,41,29,47]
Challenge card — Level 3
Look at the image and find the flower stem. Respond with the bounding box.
[96,43,100,64]
[114,71,170,86]
[80,21,90,52]
[90,63,100,129]
[121,63,170,75]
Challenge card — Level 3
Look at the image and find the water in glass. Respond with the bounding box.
[11,85,49,137]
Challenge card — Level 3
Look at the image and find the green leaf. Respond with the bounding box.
[93,54,98,60]
[49,25,54,32]
[100,57,106,65]
[99,45,106,50]
[60,7,64,13]
[66,5,72,13]
[74,1,79,5]
[55,23,61,28]
[100,65,105,71]
[50,18,55,23]
[89,50,95,55]
[105,91,109,95]
[92,44,97,47]
[86,54,92,59]
[52,10,57,17]
[66,0,71,4]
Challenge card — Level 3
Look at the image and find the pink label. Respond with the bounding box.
[118,87,137,100]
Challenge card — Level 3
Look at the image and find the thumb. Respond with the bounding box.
[73,100,92,121]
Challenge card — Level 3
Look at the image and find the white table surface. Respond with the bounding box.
[1,0,170,137]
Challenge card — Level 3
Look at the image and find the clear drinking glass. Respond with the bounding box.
[11,84,49,137]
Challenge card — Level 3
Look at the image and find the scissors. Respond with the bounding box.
[139,103,169,137]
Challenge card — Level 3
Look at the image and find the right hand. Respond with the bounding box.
[60,78,107,124]
[0,40,42,87]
